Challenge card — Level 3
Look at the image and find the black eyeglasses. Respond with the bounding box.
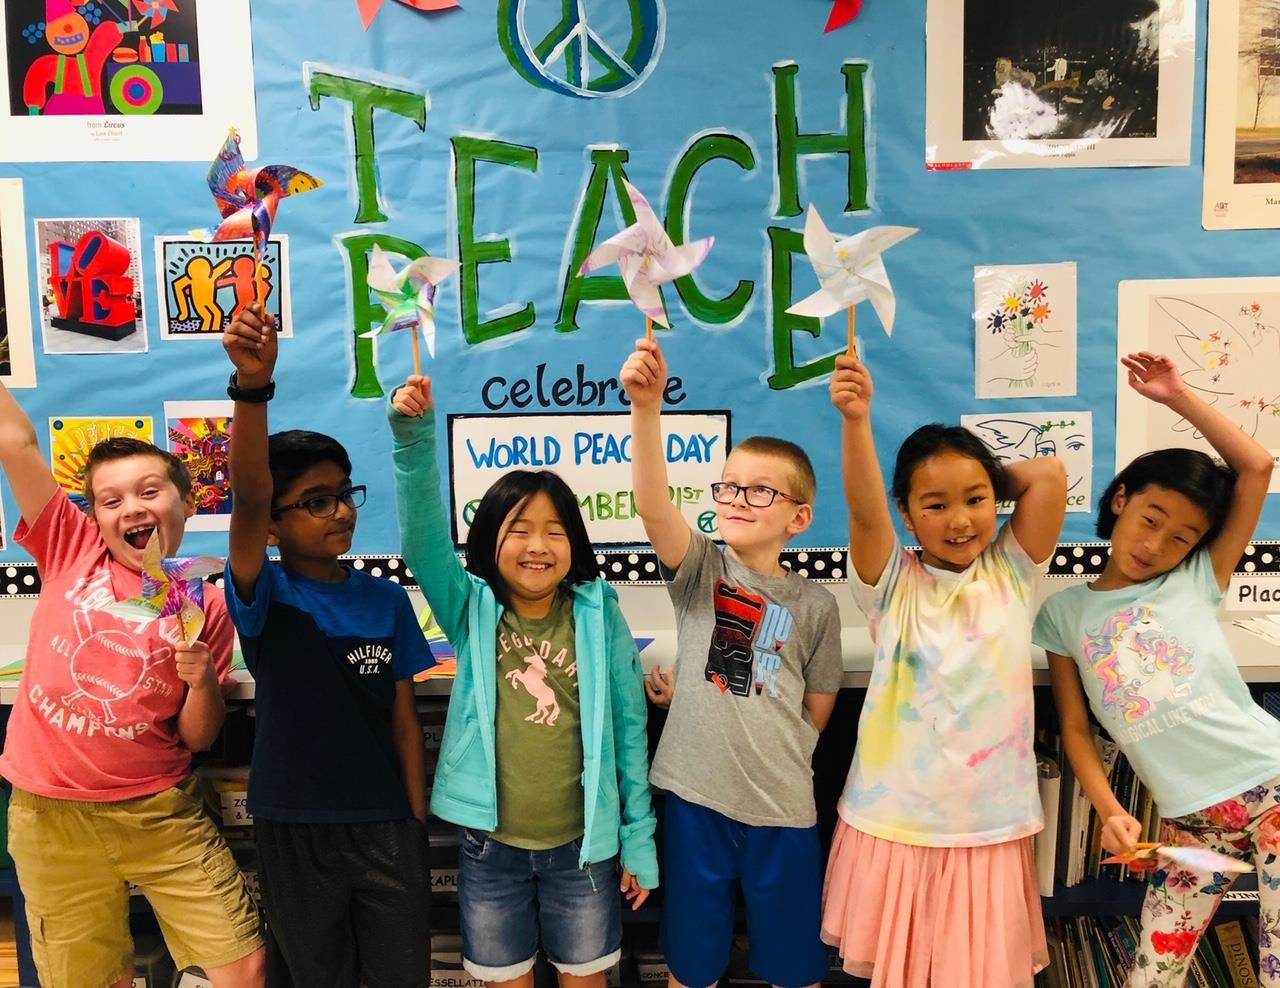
[709,482,803,508]
[272,485,367,519]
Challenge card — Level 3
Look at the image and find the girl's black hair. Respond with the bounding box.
[1096,448,1235,543]
[465,470,599,608]
[891,423,1011,506]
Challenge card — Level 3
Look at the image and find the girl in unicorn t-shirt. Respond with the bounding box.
[1035,352,1280,988]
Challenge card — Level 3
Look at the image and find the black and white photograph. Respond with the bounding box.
[926,0,1194,169]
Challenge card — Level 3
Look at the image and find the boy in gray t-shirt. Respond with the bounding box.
[621,338,843,988]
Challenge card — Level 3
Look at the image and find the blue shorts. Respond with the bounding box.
[456,829,622,981]
[661,794,827,988]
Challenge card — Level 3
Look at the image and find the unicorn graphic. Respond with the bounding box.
[1083,605,1194,722]
[505,651,560,726]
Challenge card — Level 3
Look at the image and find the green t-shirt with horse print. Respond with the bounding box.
[489,589,585,849]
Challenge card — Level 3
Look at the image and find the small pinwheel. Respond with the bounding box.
[360,245,458,376]
[358,0,460,29]
[1102,843,1254,875]
[825,0,862,32]
[132,0,178,24]
[107,531,222,643]
[786,204,917,354]
[579,180,713,339]
[205,129,322,302]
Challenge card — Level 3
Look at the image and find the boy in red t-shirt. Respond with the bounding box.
[0,380,265,988]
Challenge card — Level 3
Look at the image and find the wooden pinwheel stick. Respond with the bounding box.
[847,305,856,357]
[411,325,422,378]
[646,315,653,342]
[252,233,267,306]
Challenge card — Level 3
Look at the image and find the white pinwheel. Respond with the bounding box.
[787,205,917,348]
[579,180,713,332]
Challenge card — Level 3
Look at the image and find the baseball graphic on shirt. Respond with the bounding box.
[62,610,172,724]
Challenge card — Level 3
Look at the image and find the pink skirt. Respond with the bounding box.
[821,818,1049,988]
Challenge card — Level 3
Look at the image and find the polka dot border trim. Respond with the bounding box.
[4,543,1280,596]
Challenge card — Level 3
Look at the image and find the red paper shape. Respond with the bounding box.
[825,0,862,32]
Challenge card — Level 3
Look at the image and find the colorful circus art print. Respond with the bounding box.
[34,215,146,354]
[925,0,1195,169]
[1203,0,1280,228]
[164,400,231,530]
[49,414,153,509]
[154,236,292,341]
[0,178,36,387]
[1117,277,1280,492]
[0,0,256,162]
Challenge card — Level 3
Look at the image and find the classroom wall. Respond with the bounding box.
[1,0,1277,590]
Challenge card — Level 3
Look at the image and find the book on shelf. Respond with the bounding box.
[1037,915,1262,988]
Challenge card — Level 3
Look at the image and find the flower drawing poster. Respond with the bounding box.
[974,262,1077,398]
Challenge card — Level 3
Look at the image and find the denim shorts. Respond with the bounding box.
[456,828,622,981]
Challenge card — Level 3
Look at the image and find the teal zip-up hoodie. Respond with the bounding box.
[388,406,659,890]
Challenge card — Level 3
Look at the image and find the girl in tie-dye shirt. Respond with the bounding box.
[1035,353,1280,988]
[822,353,1068,988]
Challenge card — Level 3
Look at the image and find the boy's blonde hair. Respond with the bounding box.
[732,436,816,505]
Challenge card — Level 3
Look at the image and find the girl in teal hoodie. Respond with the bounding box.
[388,375,658,988]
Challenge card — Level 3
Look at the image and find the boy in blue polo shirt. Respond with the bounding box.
[222,304,435,986]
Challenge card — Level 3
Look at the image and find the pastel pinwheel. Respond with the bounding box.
[579,180,713,338]
[205,129,322,301]
[360,245,459,376]
[107,531,222,643]
[1102,843,1254,875]
[786,204,917,354]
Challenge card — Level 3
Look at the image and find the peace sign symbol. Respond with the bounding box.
[498,0,666,99]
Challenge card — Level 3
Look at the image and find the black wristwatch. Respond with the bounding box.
[226,371,275,403]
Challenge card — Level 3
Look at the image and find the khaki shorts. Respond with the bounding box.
[7,776,263,988]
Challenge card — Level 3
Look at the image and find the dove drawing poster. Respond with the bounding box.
[1117,277,1280,493]
[0,0,256,162]
[974,263,1077,399]
[962,411,1093,513]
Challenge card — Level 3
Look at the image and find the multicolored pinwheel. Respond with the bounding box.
[786,204,917,354]
[357,0,459,30]
[1102,843,1255,875]
[107,531,222,643]
[360,245,458,375]
[205,129,322,301]
[579,180,713,338]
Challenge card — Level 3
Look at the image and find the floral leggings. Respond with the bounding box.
[1126,776,1280,987]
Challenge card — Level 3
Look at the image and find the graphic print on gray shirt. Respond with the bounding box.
[649,532,844,827]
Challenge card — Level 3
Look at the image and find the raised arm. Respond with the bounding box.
[223,303,278,603]
[1005,455,1068,565]
[1047,651,1139,856]
[829,355,895,585]
[0,381,58,526]
[387,376,472,642]
[621,338,692,570]
[1123,351,1273,589]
